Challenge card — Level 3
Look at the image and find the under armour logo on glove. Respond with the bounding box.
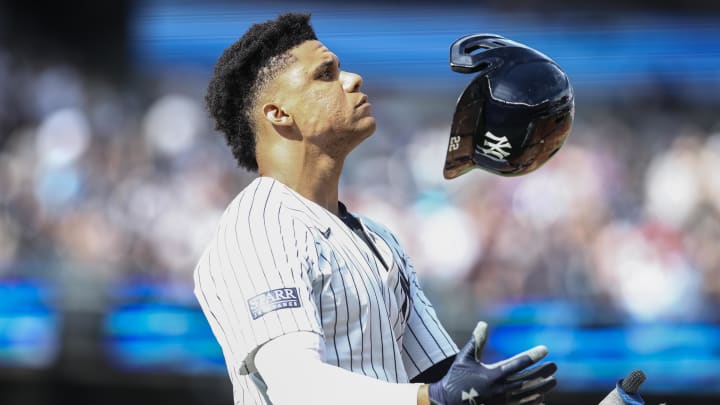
[461,388,479,404]
[428,321,557,405]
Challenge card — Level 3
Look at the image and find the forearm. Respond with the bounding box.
[255,332,424,405]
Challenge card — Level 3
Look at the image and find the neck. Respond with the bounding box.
[258,144,344,216]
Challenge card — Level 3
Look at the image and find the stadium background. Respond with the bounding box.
[1,0,719,403]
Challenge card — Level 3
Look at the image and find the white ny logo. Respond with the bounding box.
[479,131,512,160]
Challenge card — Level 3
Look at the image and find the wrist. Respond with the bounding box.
[417,384,430,405]
[427,381,445,405]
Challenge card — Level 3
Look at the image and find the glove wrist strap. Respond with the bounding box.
[428,382,446,405]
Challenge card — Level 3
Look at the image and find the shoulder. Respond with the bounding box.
[218,178,323,246]
[220,177,298,228]
[225,177,281,214]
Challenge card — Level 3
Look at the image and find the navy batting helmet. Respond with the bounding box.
[444,34,574,179]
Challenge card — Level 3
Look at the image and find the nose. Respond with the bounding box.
[340,71,363,93]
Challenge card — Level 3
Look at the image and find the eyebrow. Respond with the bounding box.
[312,57,340,76]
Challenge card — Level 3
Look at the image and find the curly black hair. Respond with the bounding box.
[206,13,318,171]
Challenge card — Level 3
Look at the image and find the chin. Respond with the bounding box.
[358,116,377,139]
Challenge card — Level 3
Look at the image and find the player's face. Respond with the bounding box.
[273,40,376,154]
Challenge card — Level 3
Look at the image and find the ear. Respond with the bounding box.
[262,103,294,127]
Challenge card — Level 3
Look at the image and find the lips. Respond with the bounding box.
[355,95,368,108]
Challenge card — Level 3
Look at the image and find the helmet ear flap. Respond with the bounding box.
[444,76,490,179]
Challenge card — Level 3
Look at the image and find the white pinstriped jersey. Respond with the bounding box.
[194,176,459,404]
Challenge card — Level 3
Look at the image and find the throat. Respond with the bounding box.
[257,144,345,214]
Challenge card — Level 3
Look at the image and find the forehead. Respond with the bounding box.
[272,40,337,89]
[289,40,337,67]
[267,40,337,92]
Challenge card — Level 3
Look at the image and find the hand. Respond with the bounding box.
[427,322,557,405]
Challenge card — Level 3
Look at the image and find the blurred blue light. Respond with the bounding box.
[485,323,720,392]
[104,294,225,374]
[0,279,60,369]
[131,2,720,93]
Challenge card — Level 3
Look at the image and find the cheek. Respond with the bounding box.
[281,73,350,134]
[306,91,347,128]
[292,91,326,131]
[326,100,347,125]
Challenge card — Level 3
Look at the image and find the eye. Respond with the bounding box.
[317,68,333,80]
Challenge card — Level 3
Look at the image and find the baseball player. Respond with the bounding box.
[194,13,557,405]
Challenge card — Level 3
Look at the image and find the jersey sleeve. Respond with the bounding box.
[400,252,460,380]
[193,192,323,375]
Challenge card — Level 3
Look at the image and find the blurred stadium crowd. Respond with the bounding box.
[1,52,719,328]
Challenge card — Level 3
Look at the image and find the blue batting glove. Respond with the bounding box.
[428,322,557,405]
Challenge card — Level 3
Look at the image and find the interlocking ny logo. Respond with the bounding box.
[461,388,479,405]
[479,131,511,160]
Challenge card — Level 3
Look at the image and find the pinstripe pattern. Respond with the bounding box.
[193,177,458,404]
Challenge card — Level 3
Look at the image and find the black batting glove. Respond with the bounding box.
[428,322,557,405]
